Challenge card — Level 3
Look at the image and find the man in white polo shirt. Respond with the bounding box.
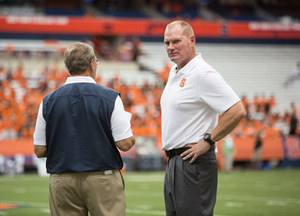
[161,21,246,216]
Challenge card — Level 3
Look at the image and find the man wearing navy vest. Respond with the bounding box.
[33,42,135,216]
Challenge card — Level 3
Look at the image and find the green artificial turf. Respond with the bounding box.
[0,169,300,216]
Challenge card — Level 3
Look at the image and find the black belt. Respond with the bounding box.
[165,145,215,159]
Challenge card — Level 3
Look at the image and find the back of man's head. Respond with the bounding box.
[64,42,94,76]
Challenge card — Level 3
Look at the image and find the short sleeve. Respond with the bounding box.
[111,96,133,141]
[33,100,47,146]
[199,71,240,115]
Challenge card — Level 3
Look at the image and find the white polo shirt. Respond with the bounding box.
[160,54,240,151]
[33,76,133,146]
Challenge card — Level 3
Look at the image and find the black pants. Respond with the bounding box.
[164,150,218,216]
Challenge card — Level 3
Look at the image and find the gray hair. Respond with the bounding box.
[63,42,94,75]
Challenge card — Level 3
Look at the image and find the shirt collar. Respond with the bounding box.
[65,76,96,85]
[171,53,202,76]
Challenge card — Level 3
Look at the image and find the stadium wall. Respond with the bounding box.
[0,16,300,42]
[1,136,300,170]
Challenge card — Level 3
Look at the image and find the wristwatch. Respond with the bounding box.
[203,133,215,145]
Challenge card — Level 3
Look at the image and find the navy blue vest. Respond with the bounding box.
[42,82,123,173]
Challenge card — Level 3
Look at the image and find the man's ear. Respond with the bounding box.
[89,59,94,71]
[190,35,196,45]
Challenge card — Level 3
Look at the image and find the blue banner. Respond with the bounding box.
[281,136,300,168]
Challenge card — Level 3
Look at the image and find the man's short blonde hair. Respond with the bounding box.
[166,20,194,37]
[64,42,94,75]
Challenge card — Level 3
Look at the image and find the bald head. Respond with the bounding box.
[165,20,194,38]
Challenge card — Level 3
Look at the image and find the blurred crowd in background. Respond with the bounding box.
[0,49,299,143]
[88,35,144,62]
[0,0,299,143]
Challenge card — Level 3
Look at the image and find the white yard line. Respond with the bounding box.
[126,209,166,215]
[0,177,49,182]
[217,194,300,203]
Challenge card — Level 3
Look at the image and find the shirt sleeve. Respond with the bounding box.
[33,100,46,146]
[111,95,133,142]
[199,71,241,115]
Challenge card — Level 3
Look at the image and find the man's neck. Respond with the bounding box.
[71,71,91,77]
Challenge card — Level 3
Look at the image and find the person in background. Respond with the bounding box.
[222,133,236,172]
[293,61,300,78]
[289,102,298,135]
[160,20,246,216]
[251,132,263,169]
[33,42,135,216]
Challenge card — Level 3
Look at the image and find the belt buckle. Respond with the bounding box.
[104,170,113,175]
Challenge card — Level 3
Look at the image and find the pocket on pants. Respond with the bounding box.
[49,174,73,204]
[112,170,125,191]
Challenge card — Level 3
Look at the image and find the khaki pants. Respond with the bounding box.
[49,170,125,216]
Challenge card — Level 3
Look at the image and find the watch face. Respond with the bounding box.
[204,133,214,145]
[204,134,210,140]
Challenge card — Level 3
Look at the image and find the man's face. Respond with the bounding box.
[164,25,194,68]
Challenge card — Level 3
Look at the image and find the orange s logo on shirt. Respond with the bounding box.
[179,78,186,87]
